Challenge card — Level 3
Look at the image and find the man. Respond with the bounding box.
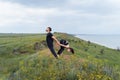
[46,27,69,58]
[57,39,74,56]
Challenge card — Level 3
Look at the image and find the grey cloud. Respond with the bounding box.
[1,0,67,8]
[1,0,118,15]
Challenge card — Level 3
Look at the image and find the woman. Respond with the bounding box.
[57,39,74,56]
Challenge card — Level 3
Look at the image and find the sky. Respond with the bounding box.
[0,0,120,34]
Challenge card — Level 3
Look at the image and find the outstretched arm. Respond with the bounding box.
[52,36,69,48]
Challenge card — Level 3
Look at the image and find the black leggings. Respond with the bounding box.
[57,47,65,55]
[48,46,58,58]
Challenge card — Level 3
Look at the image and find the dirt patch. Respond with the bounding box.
[34,40,47,50]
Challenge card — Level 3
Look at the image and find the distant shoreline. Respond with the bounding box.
[75,34,120,49]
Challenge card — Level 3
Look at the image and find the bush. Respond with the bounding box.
[100,49,104,54]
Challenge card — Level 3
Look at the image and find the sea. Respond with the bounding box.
[76,34,120,49]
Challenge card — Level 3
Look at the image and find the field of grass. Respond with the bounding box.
[0,33,120,80]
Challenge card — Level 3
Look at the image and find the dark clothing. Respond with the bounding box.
[58,39,69,55]
[60,39,69,45]
[46,33,53,47]
[57,46,65,55]
[46,33,58,58]
[49,47,58,58]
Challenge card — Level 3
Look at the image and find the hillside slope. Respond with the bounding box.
[0,33,120,80]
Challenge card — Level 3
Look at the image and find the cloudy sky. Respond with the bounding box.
[0,0,120,34]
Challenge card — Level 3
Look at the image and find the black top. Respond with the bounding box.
[60,39,69,45]
[46,33,53,47]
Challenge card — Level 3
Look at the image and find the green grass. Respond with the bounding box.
[0,33,120,80]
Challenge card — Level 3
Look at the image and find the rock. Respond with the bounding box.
[12,48,20,54]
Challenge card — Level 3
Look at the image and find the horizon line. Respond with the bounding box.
[0,32,120,35]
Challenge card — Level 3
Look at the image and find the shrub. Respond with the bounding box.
[100,49,104,54]
[88,41,91,46]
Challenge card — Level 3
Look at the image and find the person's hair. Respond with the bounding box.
[69,48,74,54]
[48,27,52,31]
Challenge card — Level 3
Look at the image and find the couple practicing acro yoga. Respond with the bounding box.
[46,27,74,59]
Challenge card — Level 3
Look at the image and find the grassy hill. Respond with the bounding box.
[0,33,120,80]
